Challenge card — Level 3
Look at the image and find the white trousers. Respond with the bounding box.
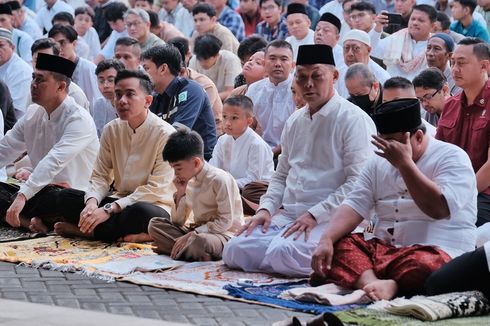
[222,222,328,277]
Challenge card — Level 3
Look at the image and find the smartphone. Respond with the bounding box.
[384,13,403,25]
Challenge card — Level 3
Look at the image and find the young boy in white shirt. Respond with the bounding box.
[148,129,244,261]
[210,95,274,215]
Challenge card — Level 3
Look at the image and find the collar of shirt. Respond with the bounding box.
[193,161,210,185]
[43,95,72,121]
[461,79,490,109]
[233,126,253,144]
[164,77,184,98]
[303,91,341,118]
[264,73,293,89]
[123,109,152,134]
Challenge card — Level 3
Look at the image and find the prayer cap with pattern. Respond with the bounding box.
[373,98,422,134]
[296,44,335,66]
[0,28,13,44]
[0,3,12,15]
[36,53,76,79]
[5,1,21,11]
[286,3,307,16]
[319,12,341,32]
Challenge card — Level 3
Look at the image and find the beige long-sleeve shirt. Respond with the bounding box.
[85,112,176,212]
[171,162,244,237]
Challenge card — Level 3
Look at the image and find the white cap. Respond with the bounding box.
[343,29,371,47]
[0,28,12,44]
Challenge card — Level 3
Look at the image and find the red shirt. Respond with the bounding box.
[436,79,490,195]
[237,9,262,37]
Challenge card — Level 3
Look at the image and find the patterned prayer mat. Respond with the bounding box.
[224,280,366,314]
[0,225,46,242]
[0,236,164,278]
[335,308,490,326]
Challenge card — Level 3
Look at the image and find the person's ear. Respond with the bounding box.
[145,94,153,108]
[211,16,217,24]
[442,83,449,96]
[481,59,490,72]
[246,114,254,126]
[332,68,339,83]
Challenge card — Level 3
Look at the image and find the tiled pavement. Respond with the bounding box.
[0,262,312,325]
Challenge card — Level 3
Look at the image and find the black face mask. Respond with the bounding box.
[349,94,375,115]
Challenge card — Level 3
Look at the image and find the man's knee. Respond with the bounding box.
[148,217,170,238]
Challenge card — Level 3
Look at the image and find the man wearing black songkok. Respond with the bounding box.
[223,44,376,277]
[312,98,478,301]
[0,53,99,232]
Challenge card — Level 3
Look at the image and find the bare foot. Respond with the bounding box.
[363,279,398,301]
[29,217,49,234]
[54,222,92,239]
[121,233,152,243]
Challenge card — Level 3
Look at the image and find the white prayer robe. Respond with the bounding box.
[0,96,99,199]
[158,3,194,37]
[223,92,377,277]
[0,53,32,119]
[35,0,74,32]
[12,28,33,63]
[245,75,296,148]
[371,30,428,80]
[20,16,43,40]
[209,127,274,188]
[99,29,128,59]
[286,30,315,61]
[72,57,102,108]
[345,137,477,258]
[81,28,101,61]
[91,97,117,138]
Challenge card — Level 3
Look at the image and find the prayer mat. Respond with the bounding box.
[0,236,167,279]
[121,261,303,298]
[0,225,46,242]
[335,308,490,326]
[224,280,367,314]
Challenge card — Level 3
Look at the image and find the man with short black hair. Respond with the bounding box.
[451,0,490,42]
[205,0,245,41]
[94,2,128,64]
[0,3,33,63]
[189,34,241,100]
[434,12,464,43]
[142,44,217,160]
[52,69,175,243]
[35,0,73,33]
[6,0,42,40]
[48,24,102,107]
[413,67,451,126]
[436,38,490,226]
[114,37,141,70]
[190,3,239,54]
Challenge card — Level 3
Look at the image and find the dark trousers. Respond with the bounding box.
[57,188,170,242]
[477,193,490,227]
[425,246,490,299]
[0,182,63,227]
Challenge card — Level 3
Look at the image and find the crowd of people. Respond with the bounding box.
[1,0,490,304]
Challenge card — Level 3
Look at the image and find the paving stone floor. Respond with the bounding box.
[0,262,312,325]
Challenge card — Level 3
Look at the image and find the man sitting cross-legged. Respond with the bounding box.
[222,44,376,277]
[311,98,477,301]
[37,70,176,243]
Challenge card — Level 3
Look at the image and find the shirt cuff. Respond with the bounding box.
[18,184,37,201]
[195,224,209,233]
[308,205,327,223]
[84,192,103,206]
[258,202,276,216]
[114,197,134,211]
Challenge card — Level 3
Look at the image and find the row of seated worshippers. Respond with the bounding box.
[0,40,488,303]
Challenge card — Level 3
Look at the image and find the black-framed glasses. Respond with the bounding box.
[417,88,441,103]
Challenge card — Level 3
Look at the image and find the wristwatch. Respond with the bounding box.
[103,203,114,216]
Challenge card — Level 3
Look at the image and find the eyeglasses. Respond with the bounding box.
[126,20,143,28]
[349,12,367,21]
[417,88,441,103]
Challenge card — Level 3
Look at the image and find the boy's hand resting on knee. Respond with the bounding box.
[237,209,272,236]
[282,212,317,241]
[311,237,334,277]
[171,231,194,259]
